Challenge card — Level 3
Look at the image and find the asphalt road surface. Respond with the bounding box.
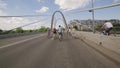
[0,33,119,68]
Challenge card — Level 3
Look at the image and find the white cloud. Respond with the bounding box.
[0,10,7,16]
[0,17,30,30]
[55,0,91,11]
[0,17,48,30]
[38,0,45,2]
[36,6,49,13]
[0,0,48,30]
[113,0,120,2]
[0,0,7,16]
[0,0,7,9]
[23,21,47,30]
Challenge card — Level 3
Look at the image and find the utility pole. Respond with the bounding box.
[91,0,95,33]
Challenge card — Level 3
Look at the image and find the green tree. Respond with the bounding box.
[0,29,3,34]
[24,30,33,33]
[37,27,48,32]
[95,24,102,32]
[113,23,120,32]
[73,25,78,30]
[15,27,23,33]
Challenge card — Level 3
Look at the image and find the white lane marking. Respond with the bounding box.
[0,34,45,49]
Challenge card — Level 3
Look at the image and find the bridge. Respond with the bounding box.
[0,2,120,68]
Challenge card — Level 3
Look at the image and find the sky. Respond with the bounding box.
[0,0,120,30]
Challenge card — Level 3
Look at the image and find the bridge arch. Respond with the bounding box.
[51,11,68,30]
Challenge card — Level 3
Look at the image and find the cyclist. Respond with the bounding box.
[101,20,113,36]
[68,27,72,36]
[53,28,57,39]
[58,25,63,40]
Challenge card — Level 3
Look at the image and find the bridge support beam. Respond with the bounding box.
[51,11,68,31]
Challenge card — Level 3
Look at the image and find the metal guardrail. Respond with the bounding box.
[0,32,44,39]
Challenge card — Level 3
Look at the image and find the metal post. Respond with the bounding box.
[91,0,95,33]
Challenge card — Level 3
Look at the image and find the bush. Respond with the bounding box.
[95,25,102,32]
[16,28,24,33]
[0,29,3,34]
[36,27,48,32]
[73,25,78,30]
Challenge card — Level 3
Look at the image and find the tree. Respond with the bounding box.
[15,27,23,33]
[37,27,48,32]
[24,30,33,33]
[95,24,102,32]
[0,29,3,34]
[73,25,78,30]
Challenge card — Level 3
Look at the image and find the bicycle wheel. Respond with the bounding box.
[58,34,62,41]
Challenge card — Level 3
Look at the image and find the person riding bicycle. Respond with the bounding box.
[68,27,72,36]
[101,20,113,36]
[53,28,57,39]
[58,25,63,40]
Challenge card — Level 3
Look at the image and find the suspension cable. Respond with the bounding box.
[0,14,51,18]
[68,3,120,13]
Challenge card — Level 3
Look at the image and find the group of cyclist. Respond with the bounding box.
[47,20,113,39]
[47,25,71,40]
[53,25,63,40]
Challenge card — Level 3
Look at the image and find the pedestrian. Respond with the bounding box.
[101,20,113,36]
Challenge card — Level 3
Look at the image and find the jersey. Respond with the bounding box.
[58,27,63,33]
[104,22,113,29]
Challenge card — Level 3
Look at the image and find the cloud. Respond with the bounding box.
[0,17,30,30]
[0,10,7,15]
[23,20,47,30]
[38,0,45,2]
[55,0,91,11]
[113,0,120,2]
[0,17,48,30]
[0,0,7,9]
[36,6,49,13]
[0,0,7,16]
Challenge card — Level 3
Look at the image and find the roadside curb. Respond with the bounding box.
[73,31,120,67]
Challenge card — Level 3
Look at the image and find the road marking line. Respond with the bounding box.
[0,34,44,49]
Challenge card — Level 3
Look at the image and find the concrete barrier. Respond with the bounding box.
[72,31,120,67]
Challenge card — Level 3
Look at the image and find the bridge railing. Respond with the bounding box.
[0,32,44,39]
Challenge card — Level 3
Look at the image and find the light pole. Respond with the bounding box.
[91,0,95,33]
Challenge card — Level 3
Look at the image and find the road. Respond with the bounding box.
[0,33,119,68]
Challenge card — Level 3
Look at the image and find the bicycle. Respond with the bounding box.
[58,32,62,41]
